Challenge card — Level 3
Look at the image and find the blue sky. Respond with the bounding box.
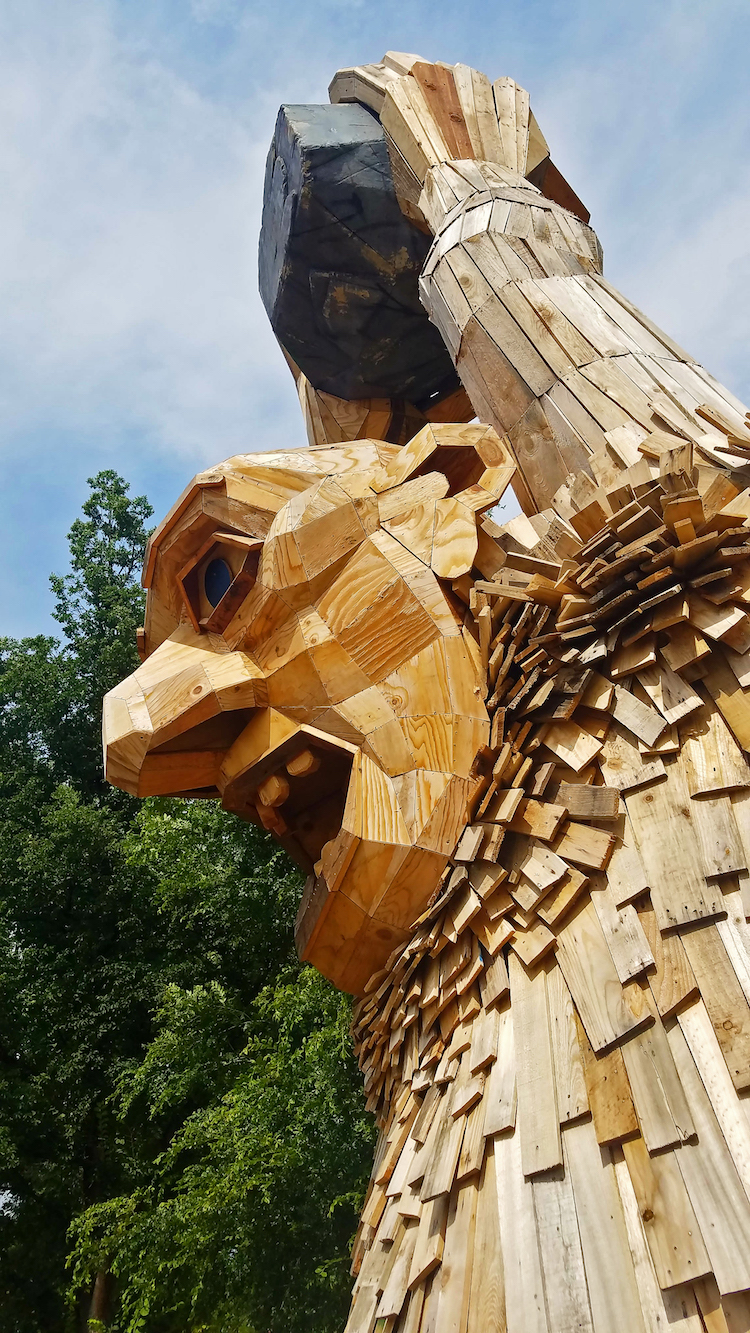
[1,0,748,637]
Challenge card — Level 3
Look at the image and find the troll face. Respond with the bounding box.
[103,423,515,993]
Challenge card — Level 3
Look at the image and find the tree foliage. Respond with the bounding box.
[0,473,373,1332]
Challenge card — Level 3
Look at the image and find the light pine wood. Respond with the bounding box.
[680,925,750,1094]
[620,1136,712,1289]
[482,1007,517,1136]
[626,774,724,931]
[612,1153,706,1333]
[638,902,699,1019]
[589,877,655,983]
[575,1012,638,1145]
[677,999,750,1195]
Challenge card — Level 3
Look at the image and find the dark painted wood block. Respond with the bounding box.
[259,102,459,409]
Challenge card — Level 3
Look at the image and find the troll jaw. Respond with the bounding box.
[103,426,514,993]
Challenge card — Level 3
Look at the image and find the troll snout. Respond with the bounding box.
[102,624,263,798]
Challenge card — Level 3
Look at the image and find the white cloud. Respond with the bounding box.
[532,0,750,405]
[0,0,747,635]
[0,1,306,473]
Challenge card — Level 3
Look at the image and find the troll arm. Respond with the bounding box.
[329,54,750,513]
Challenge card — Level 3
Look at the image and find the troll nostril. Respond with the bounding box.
[192,685,204,696]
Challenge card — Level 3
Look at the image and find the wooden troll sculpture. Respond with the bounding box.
[103,51,750,1333]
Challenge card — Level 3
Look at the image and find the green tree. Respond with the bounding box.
[0,473,373,1332]
[68,959,372,1333]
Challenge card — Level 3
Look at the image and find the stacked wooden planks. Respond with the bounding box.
[346,433,750,1333]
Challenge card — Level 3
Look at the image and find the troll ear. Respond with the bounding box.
[375,422,516,579]
[372,422,514,495]
[378,426,519,578]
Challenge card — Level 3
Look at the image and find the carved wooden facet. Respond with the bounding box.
[103,52,750,1333]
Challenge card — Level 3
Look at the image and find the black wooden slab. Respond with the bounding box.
[259,102,459,409]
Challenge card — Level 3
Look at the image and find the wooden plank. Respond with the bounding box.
[533,275,636,358]
[599,721,666,793]
[692,1276,750,1333]
[452,63,501,163]
[466,1141,506,1333]
[557,783,619,819]
[518,843,568,893]
[507,799,567,842]
[552,820,616,870]
[680,924,750,1093]
[509,952,562,1176]
[457,1097,487,1182]
[667,1022,750,1295]
[606,810,650,909]
[621,1136,712,1288]
[619,1003,695,1152]
[612,1153,705,1333]
[408,1194,450,1288]
[638,901,699,1018]
[690,792,746,878]
[701,651,750,751]
[469,1005,500,1074]
[531,1166,594,1333]
[589,876,655,982]
[612,684,666,748]
[452,1076,485,1120]
[408,1087,451,1187]
[678,998,750,1196]
[637,660,703,725]
[493,1129,549,1333]
[575,1010,638,1144]
[625,769,724,930]
[563,1117,647,1333]
[474,294,558,398]
[555,898,652,1051]
[400,1284,426,1333]
[546,962,589,1125]
[661,622,710,674]
[377,1220,420,1318]
[345,1276,382,1333]
[537,865,589,928]
[433,1176,478,1331]
[509,915,556,968]
[716,883,750,1004]
[482,1006,517,1136]
[479,950,510,1010]
[680,704,750,797]
[542,719,603,772]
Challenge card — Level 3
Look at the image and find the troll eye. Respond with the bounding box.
[177,532,262,634]
[204,558,233,608]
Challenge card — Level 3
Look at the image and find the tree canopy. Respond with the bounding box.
[0,472,373,1332]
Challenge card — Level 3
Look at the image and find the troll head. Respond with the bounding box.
[103,423,515,993]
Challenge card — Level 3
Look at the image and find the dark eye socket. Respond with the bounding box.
[204,558,233,607]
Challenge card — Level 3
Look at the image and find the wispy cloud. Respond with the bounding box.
[0,0,747,635]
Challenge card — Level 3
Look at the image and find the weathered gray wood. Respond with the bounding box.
[563,1118,647,1333]
[509,953,562,1176]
